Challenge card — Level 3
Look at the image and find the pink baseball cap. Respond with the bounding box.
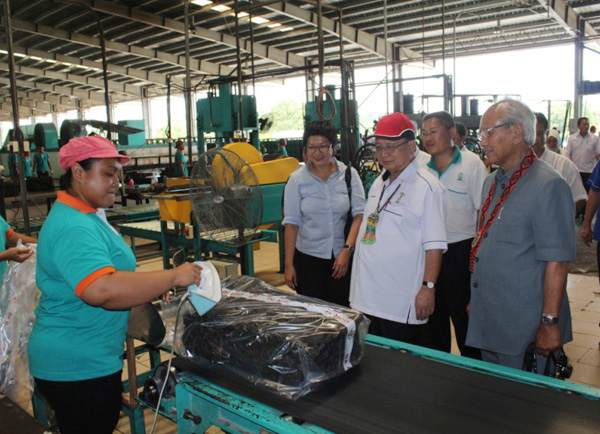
[368,113,416,140]
[59,136,130,170]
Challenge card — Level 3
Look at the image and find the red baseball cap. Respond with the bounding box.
[369,113,416,140]
[59,136,130,170]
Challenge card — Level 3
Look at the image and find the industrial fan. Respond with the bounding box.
[189,147,263,248]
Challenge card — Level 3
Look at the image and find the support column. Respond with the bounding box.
[573,17,584,129]
[141,86,151,140]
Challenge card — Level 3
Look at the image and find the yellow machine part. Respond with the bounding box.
[166,177,190,188]
[156,194,192,223]
[223,142,299,185]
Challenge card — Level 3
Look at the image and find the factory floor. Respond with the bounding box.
[110,238,600,434]
[5,227,599,433]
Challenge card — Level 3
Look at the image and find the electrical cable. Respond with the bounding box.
[316,87,337,121]
[148,291,191,434]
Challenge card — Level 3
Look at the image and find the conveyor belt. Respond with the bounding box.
[173,341,600,434]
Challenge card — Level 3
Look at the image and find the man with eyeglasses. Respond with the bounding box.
[533,112,586,217]
[466,99,575,373]
[422,111,487,359]
[349,112,447,347]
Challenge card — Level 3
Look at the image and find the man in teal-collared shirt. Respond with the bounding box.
[423,110,487,358]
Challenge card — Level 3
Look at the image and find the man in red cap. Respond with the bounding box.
[349,113,447,347]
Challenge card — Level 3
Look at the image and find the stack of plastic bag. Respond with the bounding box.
[0,243,39,404]
[175,275,370,400]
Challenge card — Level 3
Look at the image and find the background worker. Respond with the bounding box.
[534,113,587,216]
[28,135,202,434]
[422,111,486,358]
[283,120,365,306]
[546,129,563,154]
[278,138,289,157]
[174,139,188,177]
[33,145,52,177]
[7,145,18,181]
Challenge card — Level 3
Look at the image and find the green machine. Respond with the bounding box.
[118,120,146,146]
[196,82,260,152]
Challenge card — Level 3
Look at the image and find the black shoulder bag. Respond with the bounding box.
[344,166,353,238]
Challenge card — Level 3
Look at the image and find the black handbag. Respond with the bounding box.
[522,342,573,380]
[343,165,353,238]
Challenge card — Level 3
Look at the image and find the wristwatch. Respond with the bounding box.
[344,244,355,254]
[541,313,559,325]
[422,281,436,289]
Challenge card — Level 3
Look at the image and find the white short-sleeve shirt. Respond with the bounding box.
[349,158,447,325]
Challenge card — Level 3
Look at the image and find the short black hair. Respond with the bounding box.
[535,112,549,130]
[455,121,467,137]
[422,111,455,131]
[577,117,589,126]
[303,120,337,148]
[59,158,100,191]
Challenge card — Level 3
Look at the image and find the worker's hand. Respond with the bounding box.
[466,301,471,315]
[284,264,297,290]
[581,225,593,247]
[535,324,562,357]
[415,286,435,320]
[5,247,34,263]
[173,262,202,288]
[331,249,351,279]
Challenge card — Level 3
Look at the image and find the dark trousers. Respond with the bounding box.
[428,238,481,359]
[294,248,351,306]
[35,371,123,434]
[367,314,432,348]
[579,172,591,217]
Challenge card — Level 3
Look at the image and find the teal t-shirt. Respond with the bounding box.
[0,216,11,279]
[278,146,288,157]
[8,154,17,177]
[175,150,188,176]
[23,157,32,178]
[33,152,49,172]
[29,193,137,381]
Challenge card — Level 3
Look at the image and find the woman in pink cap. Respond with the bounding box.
[28,135,202,434]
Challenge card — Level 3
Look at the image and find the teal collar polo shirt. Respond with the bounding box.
[0,216,14,278]
[29,191,137,381]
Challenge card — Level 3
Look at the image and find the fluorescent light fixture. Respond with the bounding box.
[251,16,269,24]
[14,52,26,57]
[29,56,42,61]
[75,64,88,69]
[191,0,212,6]
[212,4,231,12]
[0,50,8,55]
[232,11,249,18]
[45,59,57,63]
[267,23,281,28]
[279,27,294,32]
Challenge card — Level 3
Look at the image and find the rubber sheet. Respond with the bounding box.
[174,343,600,434]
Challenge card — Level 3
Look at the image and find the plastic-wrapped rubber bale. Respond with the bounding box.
[175,275,370,400]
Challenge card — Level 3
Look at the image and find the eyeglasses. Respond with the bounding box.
[477,123,508,140]
[306,144,332,152]
[374,140,409,154]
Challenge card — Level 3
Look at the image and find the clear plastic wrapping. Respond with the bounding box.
[174,275,370,400]
[0,244,39,404]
